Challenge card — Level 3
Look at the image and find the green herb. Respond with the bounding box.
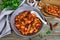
[30,25,34,28]
[29,38,32,40]
[38,34,43,39]
[0,0,21,10]
[46,30,51,35]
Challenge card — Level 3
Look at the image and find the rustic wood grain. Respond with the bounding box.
[0,0,60,40]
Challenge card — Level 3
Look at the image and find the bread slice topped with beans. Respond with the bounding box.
[40,0,60,18]
[43,4,60,18]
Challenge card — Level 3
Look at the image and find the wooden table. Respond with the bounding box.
[0,31,60,40]
[0,0,60,40]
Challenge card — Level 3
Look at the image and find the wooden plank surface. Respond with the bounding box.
[0,31,60,40]
[0,0,60,40]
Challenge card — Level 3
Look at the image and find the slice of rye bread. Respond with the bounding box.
[45,4,60,18]
[45,4,58,16]
[40,0,60,18]
[41,8,60,18]
[41,9,56,18]
[41,4,60,18]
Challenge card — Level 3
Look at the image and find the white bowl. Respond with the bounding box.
[10,4,45,38]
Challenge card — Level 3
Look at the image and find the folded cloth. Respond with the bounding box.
[0,17,11,38]
[0,18,6,32]
[0,9,14,38]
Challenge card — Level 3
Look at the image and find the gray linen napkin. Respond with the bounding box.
[0,9,13,38]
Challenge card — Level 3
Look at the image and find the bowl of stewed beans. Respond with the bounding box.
[15,11,42,35]
[10,5,44,38]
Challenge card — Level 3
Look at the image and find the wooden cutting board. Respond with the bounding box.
[41,0,60,5]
